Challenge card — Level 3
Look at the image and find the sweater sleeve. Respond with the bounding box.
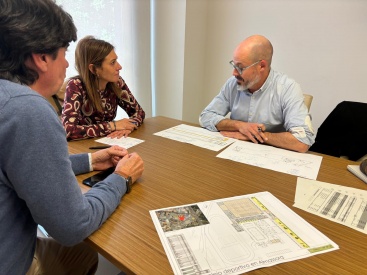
[69,153,90,175]
[7,93,127,246]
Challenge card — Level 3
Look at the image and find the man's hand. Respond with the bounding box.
[220,131,250,140]
[91,145,128,171]
[217,119,308,152]
[237,122,267,143]
[216,119,267,144]
[114,153,144,183]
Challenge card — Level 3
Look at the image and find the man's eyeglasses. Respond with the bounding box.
[229,60,261,75]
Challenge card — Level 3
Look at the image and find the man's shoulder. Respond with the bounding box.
[0,79,57,117]
[0,79,41,96]
[263,69,303,100]
[0,79,44,108]
[271,69,297,85]
[266,69,301,95]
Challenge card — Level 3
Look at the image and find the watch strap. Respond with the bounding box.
[125,176,132,193]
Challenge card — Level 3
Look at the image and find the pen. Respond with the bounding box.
[89,145,111,149]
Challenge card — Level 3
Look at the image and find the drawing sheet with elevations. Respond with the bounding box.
[294,177,367,234]
[154,124,236,151]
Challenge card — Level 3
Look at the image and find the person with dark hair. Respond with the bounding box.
[62,35,145,140]
[199,35,315,153]
[0,0,144,273]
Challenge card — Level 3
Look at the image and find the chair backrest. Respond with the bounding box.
[47,95,62,116]
[46,81,67,116]
[310,101,367,161]
[303,94,313,111]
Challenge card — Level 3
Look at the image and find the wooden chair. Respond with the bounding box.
[303,94,313,111]
[47,81,67,116]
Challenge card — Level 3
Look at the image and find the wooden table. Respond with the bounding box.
[68,116,367,274]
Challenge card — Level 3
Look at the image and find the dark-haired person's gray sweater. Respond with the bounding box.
[0,80,127,274]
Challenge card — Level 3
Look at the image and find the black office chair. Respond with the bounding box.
[310,101,367,161]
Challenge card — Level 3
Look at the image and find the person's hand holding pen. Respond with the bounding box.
[107,118,138,139]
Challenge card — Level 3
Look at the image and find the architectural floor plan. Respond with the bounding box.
[150,192,338,275]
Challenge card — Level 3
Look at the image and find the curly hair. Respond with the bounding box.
[0,0,77,85]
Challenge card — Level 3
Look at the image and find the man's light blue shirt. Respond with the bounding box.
[199,69,315,146]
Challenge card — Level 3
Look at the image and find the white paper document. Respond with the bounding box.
[154,124,236,151]
[96,136,144,149]
[150,192,338,275]
[294,177,367,234]
[216,140,322,180]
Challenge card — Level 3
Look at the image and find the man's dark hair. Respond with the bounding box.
[0,0,77,85]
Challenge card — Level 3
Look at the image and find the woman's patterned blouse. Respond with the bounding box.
[61,76,145,140]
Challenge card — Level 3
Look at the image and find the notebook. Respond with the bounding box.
[347,165,367,184]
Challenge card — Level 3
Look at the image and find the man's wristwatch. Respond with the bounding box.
[124,176,133,193]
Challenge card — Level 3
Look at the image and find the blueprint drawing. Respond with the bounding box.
[216,140,322,180]
[150,192,338,275]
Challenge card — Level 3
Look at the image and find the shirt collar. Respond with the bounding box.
[259,68,273,93]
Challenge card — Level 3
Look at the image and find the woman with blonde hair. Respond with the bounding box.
[62,36,145,140]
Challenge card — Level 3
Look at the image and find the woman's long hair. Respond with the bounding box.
[74,36,120,112]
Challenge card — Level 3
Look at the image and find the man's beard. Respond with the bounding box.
[236,74,260,91]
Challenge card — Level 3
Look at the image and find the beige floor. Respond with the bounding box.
[96,254,124,275]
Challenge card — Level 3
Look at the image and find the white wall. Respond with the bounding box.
[182,0,208,122]
[59,0,367,129]
[152,0,186,119]
[119,0,152,119]
[179,0,367,131]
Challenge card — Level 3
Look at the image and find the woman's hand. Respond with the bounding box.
[108,118,138,138]
[107,129,132,139]
[115,119,138,131]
